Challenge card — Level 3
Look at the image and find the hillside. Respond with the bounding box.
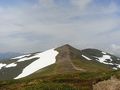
[0,44,120,90]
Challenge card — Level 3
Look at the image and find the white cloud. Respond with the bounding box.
[38,0,55,8]
[91,1,119,15]
[102,2,118,14]
[71,0,92,10]
[0,0,119,54]
[111,44,120,50]
[108,44,120,56]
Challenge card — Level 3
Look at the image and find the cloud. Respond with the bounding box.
[0,0,119,54]
[38,0,55,8]
[111,44,120,50]
[108,44,120,55]
[71,0,93,10]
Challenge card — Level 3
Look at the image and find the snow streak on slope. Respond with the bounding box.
[12,54,31,59]
[82,55,91,60]
[5,63,17,68]
[0,63,17,69]
[101,52,106,54]
[0,63,6,69]
[14,49,59,79]
[16,54,38,62]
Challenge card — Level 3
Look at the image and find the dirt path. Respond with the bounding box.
[70,61,85,71]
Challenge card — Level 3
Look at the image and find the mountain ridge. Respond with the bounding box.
[55,44,85,72]
[0,44,119,80]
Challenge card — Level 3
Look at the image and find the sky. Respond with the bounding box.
[0,0,120,55]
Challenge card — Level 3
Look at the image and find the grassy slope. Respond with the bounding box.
[23,56,112,80]
[0,58,39,80]
[0,45,117,90]
[72,59,112,72]
[0,58,116,90]
[0,70,119,90]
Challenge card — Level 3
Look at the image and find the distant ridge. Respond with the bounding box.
[0,52,22,60]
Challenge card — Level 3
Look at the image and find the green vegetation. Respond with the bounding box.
[24,83,77,90]
[72,59,112,72]
[0,70,120,90]
[0,57,115,90]
[0,45,120,90]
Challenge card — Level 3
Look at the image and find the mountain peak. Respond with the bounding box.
[62,44,72,47]
[55,44,81,59]
[56,44,76,51]
[54,44,83,73]
[58,44,72,48]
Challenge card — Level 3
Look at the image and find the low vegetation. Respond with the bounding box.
[0,70,120,90]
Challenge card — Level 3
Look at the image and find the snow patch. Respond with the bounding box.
[17,54,39,62]
[0,63,6,69]
[117,58,120,60]
[5,63,17,68]
[12,54,31,59]
[116,64,120,68]
[82,55,91,60]
[95,55,113,65]
[113,67,118,70]
[101,52,106,54]
[14,49,59,79]
[94,55,120,70]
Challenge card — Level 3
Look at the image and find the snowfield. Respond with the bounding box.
[96,55,112,64]
[14,49,59,79]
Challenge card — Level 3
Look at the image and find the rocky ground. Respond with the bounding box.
[93,76,120,90]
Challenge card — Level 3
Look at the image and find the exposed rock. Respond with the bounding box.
[93,76,120,90]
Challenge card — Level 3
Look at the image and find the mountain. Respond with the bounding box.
[0,44,119,81]
[82,48,120,70]
[0,52,22,60]
[1,44,120,90]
